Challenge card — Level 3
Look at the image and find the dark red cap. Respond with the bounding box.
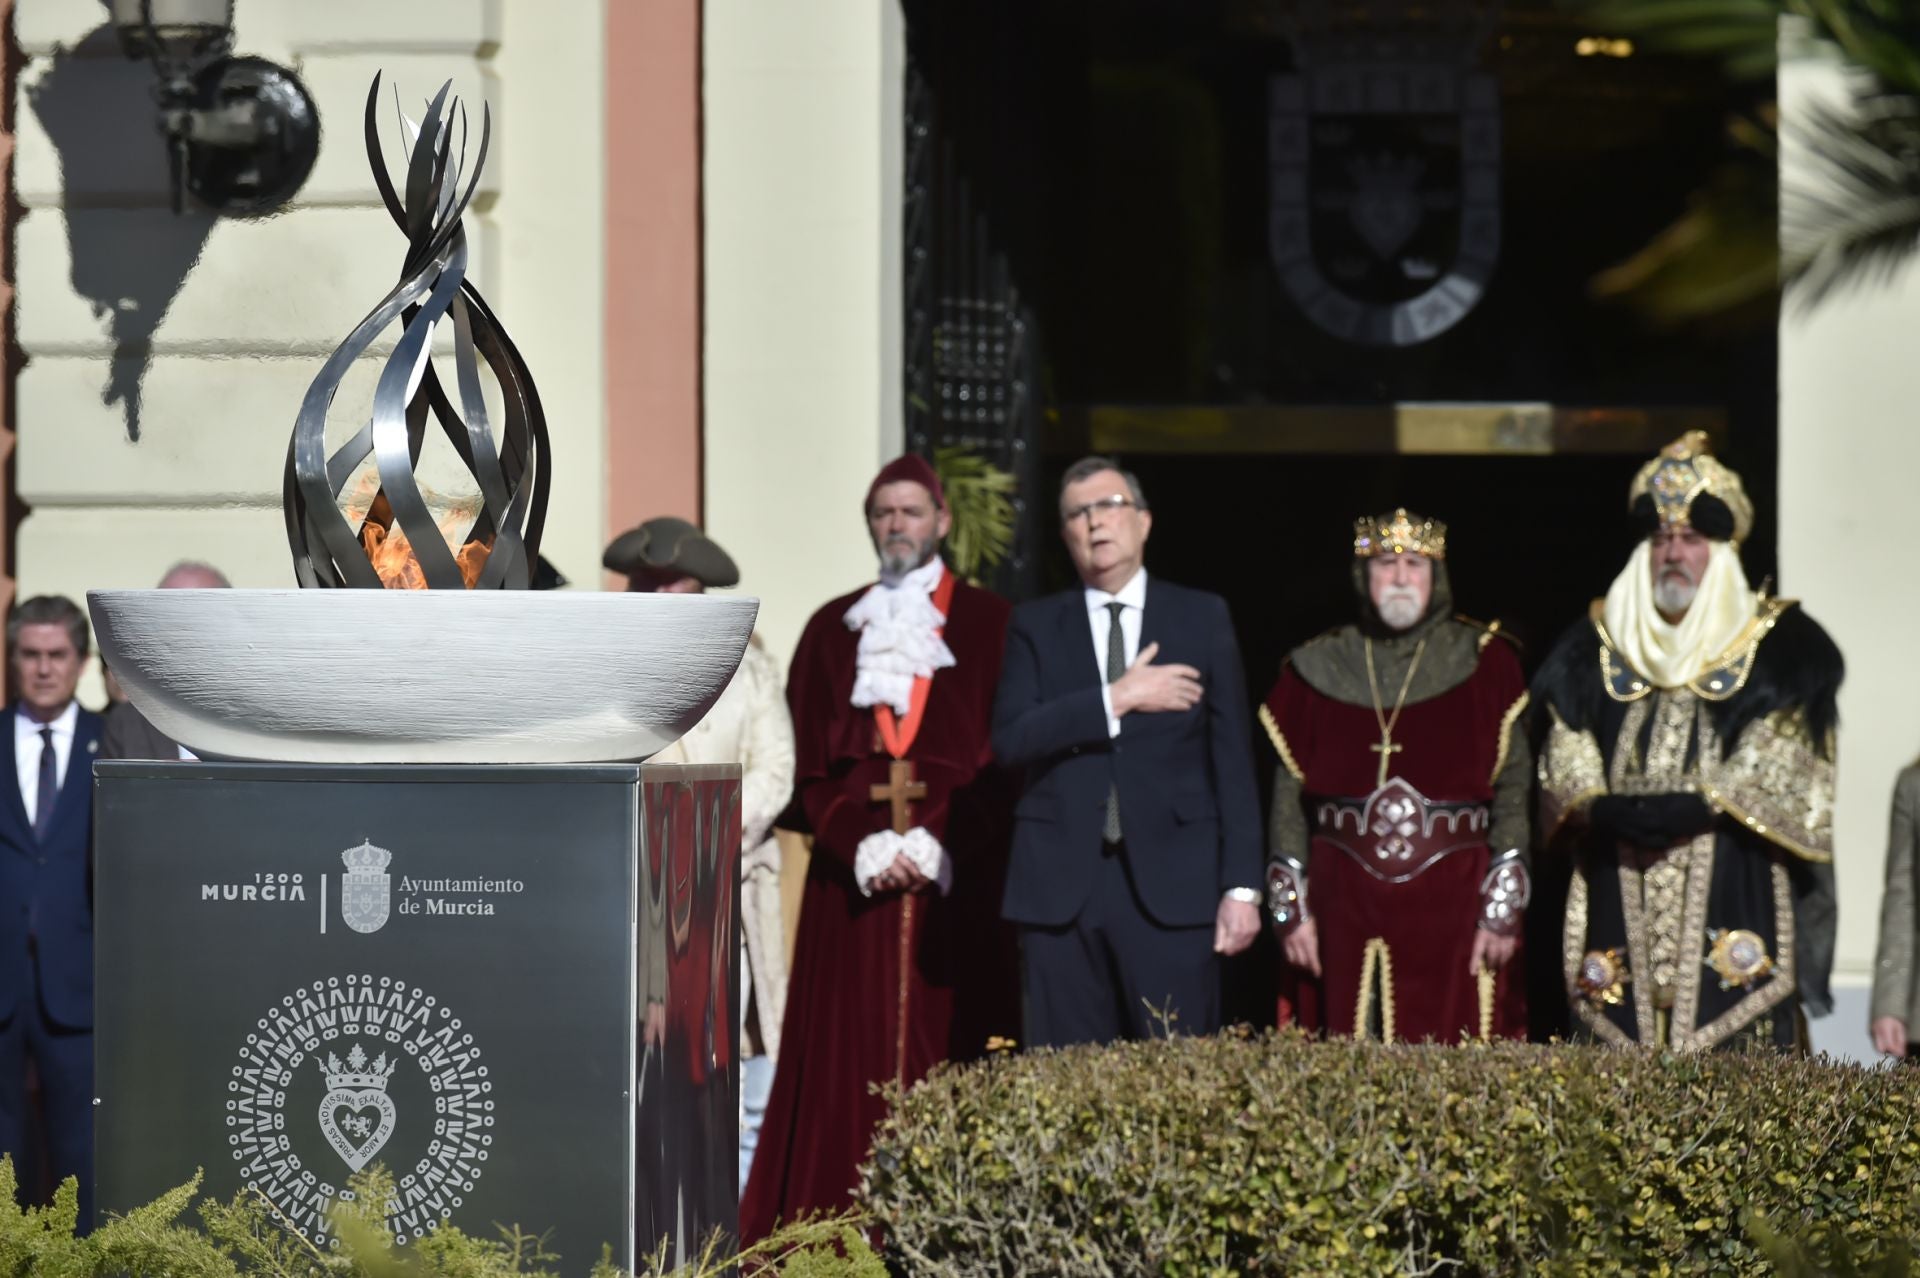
[865,454,945,512]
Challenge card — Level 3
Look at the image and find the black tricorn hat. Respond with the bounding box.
[601,516,740,588]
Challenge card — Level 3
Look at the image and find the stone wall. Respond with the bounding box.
[11,0,605,696]
[702,0,905,664]
[1780,52,1915,1061]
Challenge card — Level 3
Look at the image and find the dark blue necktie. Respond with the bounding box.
[33,726,55,842]
[1104,602,1125,843]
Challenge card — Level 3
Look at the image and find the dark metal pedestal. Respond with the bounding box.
[93,761,741,1272]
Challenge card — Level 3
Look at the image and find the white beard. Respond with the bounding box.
[1653,574,1698,616]
[1376,591,1424,631]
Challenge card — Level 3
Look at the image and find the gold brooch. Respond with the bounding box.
[1576,948,1631,1006]
[1704,928,1773,990]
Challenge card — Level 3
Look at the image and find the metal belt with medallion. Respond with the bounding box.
[1310,776,1491,884]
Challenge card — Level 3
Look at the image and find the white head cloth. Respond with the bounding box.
[844,556,955,716]
[1601,539,1755,689]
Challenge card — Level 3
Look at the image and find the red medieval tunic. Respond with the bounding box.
[739,571,1015,1242]
[1262,637,1528,1042]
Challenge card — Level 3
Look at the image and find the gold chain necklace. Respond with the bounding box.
[1364,637,1427,790]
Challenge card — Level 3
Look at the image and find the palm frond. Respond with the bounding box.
[931,446,1017,587]
[1564,0,1920,89]
[1791,0,1920,93]
[1782,94,1920,306]
[1592,161,1781,323]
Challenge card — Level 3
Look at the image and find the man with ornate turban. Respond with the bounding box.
[1261,509,1530,1042]
[740,455,1016,1240]
[1534,432,1842,1051]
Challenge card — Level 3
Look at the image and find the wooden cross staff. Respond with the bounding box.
[870,759,928,834]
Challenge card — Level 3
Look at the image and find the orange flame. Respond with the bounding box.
[359,493,492,589]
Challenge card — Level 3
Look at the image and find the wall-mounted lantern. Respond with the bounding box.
[108,0,320,215]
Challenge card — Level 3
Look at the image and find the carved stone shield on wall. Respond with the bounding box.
[1269,60,1501,347]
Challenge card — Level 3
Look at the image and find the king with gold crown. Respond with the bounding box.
[1260,508,1532,1043]
[1533,432,1843,1051]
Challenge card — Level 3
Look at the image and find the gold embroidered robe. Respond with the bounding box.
[1533,599,1841,1051]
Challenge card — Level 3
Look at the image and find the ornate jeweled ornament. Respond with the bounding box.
[1591,597,1792,704]
[1627,430,1754,545]
[1353,508,1448,560]
[1479,853,1529,937]
[1577,948,1631,1006]
[1266,858,1306,928]
[1704,928,1774,990]
[286,76,550,590]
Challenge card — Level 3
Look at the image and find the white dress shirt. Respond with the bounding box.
[1086,568,1148,738]
[15,700,79,827]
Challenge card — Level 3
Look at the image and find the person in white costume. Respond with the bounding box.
[604,516,795,1190]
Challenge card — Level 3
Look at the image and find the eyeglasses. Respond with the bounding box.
[1062,494,1139,525]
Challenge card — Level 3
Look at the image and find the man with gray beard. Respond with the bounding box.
[1260,509,1531,1042]
[1534,432,1842,1051]
[741,454,1015,1239]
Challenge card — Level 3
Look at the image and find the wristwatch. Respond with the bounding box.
[1224,887,1261,905]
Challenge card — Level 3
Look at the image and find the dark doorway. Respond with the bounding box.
[902,0,1778,647]
[903,0,1778,1032]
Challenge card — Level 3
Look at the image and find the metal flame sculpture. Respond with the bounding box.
[285,76,549,589]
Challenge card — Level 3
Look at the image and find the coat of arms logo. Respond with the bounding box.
[316,1043,399,1171]
[1269,1,1503,346]
[340,840,393,934]
[229,975,494,1247]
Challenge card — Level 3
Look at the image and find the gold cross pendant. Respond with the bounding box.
[1369,734,1402,789]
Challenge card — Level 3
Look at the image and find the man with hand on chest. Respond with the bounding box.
[0,596,103,1226]
[993,455,1263,1047]
[741,455,1015,1240]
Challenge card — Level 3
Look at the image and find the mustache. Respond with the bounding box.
[1658,564,1698,585]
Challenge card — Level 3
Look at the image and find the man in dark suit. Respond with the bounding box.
[101,561,227,762]
[0,595,103,1225]
[994,456,1263,1046]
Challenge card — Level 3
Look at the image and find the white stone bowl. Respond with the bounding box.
[86,588,760,764]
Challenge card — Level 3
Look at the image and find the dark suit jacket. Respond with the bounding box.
[993,576,1262,929]
[101,699,178,761]
[0,704,104,1028]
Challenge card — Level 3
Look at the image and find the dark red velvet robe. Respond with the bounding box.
[739,572,1016,1242]
[1265,640,1527,1042]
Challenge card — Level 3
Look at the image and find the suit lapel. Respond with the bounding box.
[1055,590,1102,689]
[1138,575,1164,656]
[45,712,100,844]
[0,710,30,847]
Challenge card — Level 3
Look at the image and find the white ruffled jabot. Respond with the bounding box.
[844,557,955,716]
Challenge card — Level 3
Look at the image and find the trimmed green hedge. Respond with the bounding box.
[860,1031,1920,1276]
